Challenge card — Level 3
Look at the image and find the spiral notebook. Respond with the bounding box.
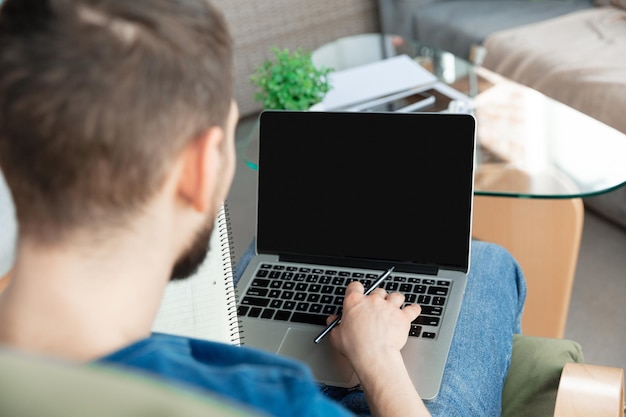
[152,202,241,345]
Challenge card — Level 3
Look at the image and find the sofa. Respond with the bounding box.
[379,0,626,230]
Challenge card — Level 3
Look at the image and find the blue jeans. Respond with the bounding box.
[234,240,527,417]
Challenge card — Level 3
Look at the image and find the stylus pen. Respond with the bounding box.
[314,266,395,344]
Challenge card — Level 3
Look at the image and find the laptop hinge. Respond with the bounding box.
[279,254,439,276]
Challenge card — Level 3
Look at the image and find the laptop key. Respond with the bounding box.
[309,304,322,314]
[320,295,333,304]
[251,278,270,287]
[290,312,328,326]
[433,296,446,306]
[269,270,281,279]
[427,286,449,296]
[307,293,321,303]
[322,305,336,315]
[246,288,268,297]
[415,285,427,293]
[268,289,281,298]
[241,297,270,307]
[261,309,275,319]
[321,285,334,294]
[275,310,291,321]
[306,275,319,283]
[421,306,443,316]
[414,316,440,326]
[409,324,422,337]
[417,295,431,304]
[332,277,345,286]
[281,291,295,300]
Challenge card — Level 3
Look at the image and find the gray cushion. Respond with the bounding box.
[413,0,592,58]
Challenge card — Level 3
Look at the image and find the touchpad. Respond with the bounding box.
[277,327,356,387]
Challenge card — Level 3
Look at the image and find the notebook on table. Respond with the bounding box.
[237,110,476,400]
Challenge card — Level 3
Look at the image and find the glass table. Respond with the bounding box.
[393,37,626,199]
[242,34,626,199]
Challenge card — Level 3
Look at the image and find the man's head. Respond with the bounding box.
[0,0,235,263]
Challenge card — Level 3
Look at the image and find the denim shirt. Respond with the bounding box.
[98,333,354,417]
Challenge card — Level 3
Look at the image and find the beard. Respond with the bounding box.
[170,218,214,281]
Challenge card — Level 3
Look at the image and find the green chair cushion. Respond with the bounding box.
[502,334,584,417]
[0,347,263,417]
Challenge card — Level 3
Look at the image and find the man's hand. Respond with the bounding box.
[327,280,431,417]
[328,280,421,364]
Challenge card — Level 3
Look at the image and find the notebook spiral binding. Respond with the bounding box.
[217,201,243,345]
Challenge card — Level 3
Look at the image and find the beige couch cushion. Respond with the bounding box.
[482,7,626,136]
[595,0,626,11]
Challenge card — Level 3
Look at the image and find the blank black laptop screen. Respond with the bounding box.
[257,111,475,273]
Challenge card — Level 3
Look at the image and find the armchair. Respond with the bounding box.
[0,336,623,417]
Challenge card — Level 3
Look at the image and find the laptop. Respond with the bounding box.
[236,110,476,400]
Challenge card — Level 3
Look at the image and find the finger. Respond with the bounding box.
[345,280,365,296]
[370,287,388,298]
[401,303,422,320]
[326,314,339,325]
[386,292,405,307]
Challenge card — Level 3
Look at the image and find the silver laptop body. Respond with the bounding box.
[237,110,476,401]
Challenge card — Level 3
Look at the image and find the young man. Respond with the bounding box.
[0,1,526,416]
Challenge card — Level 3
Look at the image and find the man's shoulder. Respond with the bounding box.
[101,332,311,376]
[97,333,354,417]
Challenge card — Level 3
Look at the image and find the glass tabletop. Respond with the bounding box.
[243,34,626,199]
[397,37,626,199]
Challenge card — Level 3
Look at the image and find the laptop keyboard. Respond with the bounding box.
[237,263,451,340]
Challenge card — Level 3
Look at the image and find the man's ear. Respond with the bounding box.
[176,126,225,213]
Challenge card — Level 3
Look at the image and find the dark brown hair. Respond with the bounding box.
[0,0,233,242]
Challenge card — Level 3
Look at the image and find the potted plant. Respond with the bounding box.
[250,46,333,110]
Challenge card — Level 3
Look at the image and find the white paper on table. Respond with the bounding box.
[321,55,438,110]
